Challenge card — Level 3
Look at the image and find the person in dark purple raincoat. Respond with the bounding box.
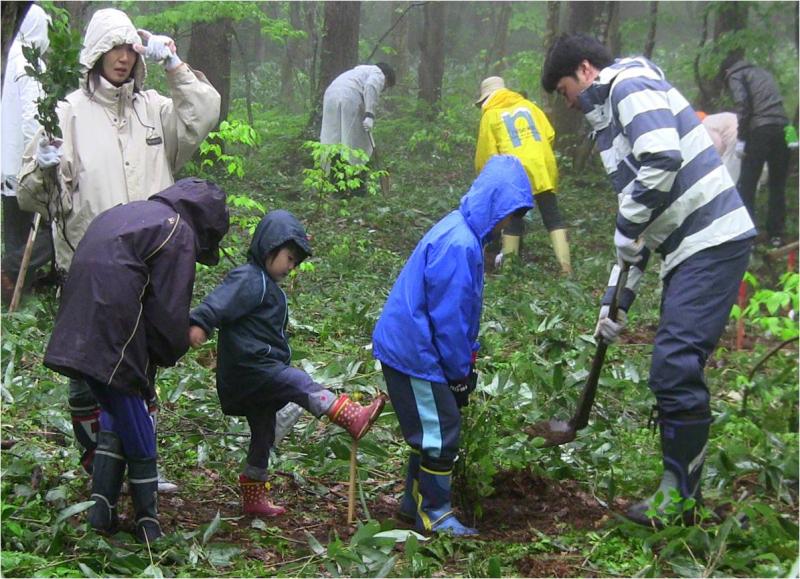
[44,177,229,542]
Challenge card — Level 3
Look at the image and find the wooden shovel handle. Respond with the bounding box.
[8,213,41,313]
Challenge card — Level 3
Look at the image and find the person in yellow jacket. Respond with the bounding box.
[474,76,572,274]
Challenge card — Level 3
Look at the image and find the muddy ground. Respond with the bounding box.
[86,467,617,577]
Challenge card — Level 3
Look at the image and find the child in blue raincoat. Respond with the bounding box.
[372,155,534,536]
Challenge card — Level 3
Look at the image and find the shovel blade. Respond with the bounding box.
[525,419,577,447]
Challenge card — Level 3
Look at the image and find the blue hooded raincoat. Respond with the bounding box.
[372,155,533,384]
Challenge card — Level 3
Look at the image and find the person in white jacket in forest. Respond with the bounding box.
[1,4,54,303]
[16,7,221,493]
[320,63,395,162]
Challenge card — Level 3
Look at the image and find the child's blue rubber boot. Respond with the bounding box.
[397,450,420,523]
[415,465,477,536]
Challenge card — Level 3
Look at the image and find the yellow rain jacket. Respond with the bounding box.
[474,88,558,195]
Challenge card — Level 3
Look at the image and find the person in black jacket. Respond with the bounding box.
[44,178,230,543]
[188,209,385,519]
[723,56,790,247]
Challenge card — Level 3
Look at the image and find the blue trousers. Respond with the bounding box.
[650,238,752,416]
[381,363,461,470]
[85,377,156,460]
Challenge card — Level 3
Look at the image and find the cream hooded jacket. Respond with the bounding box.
[320,65,385,159]
[1,4,50,191]
[17,8,221,271]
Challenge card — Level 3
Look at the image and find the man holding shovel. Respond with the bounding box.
[541,34,755,526]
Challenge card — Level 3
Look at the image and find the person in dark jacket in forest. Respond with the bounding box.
[44,178,230,543]
[188,209,385,519]
[722,56,790,247]
[372,155,534,536]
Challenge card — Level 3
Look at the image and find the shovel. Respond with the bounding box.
[526,262,630,447]
[367,130,390,194]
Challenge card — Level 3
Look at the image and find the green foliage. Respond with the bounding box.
[187,119,260,180]
[21,3,81,139]
[301,521,417,577]
[124,2,303,44]
[735,271,799,341]
[301,142,386,203]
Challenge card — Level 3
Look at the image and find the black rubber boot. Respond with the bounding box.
[626,410,712,527]
[128,457,163,543]
[87,431,126,534]
[69,380,100,474]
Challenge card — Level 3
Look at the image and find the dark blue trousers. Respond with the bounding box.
[244,366,335,472]
[381,363,461,470]
[86,377,156,460]
[650,238,752,416]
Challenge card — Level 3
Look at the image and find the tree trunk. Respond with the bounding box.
[187,18,232,127]
[567,1,599,34]
[603,2,621,57]
[317,1,360,104]
[692,1,749,112]
[643,1,659,59]
[540,1,561,109]
[56,1,92,44]
[306,1,360,138]
[417,1,446,115]
[305,3,320,112]
[549,1,603,171]
[484,2,512,76]
[386,1,410,89]
[2,1,31,85]
[280,2,305,110]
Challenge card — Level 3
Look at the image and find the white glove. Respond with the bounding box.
[363,116,375,132]
[133,30,182,70]
[734,140,746,158]
[494,252,504,269]
[614,229,644,266]
[594,305,627,344]
[36,137,63,168]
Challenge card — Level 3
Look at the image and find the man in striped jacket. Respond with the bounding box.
[541,34,755,526]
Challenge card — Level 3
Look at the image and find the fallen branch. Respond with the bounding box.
[741,336,799,416]
[366,2,427,62]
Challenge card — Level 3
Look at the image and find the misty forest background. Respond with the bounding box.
[1,1,798,578]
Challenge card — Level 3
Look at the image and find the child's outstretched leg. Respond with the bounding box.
[381,363,477,536]
[325,393,385,440]
[269,367,385,441]
[240,409,287,518]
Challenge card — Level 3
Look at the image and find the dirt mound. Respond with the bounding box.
[471,469,608,541]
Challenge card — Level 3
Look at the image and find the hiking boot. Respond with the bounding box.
[626,410,712,528]
[239,474,287,518]
[326,394,385,440]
